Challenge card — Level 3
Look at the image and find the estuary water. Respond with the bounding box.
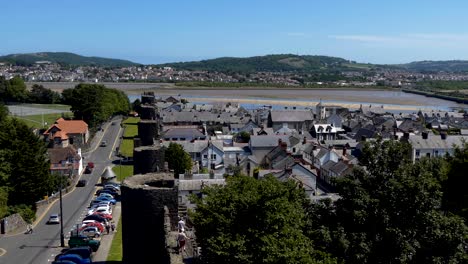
[127,88,467,112]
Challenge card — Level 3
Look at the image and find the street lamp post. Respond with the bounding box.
[59,184,65,247]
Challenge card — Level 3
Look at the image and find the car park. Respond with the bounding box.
[54,247,92,262]
[98,193,115,199]
[52,260,76,264]
[47,214,60,224]
[68,234,100,252]
[56,253,92,264]
[83,214,107,223]
[80,226,101,238]
[90,197,116,206]
[96,189,119,198]
[92,212,112,220]
[104,184,120,191]
[87,206,111,216]
[81,222,105,233]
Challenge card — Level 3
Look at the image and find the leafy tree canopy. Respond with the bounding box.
[0,76,28,103]
[164,142,192,177]
[61,83,130,127]
[190,175,336,264]
[28,84,61,104]
[309,139,468,264]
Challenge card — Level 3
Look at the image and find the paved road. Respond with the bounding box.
[0,117,123,264]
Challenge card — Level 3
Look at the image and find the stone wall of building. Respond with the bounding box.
[121,173,178,264]
[138,120,159,146]
[133,145,166,175]
[140,105,157,120]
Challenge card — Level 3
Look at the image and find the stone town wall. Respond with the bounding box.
[121,173,178,264]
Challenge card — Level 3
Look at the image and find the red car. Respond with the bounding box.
[93,212,112,220]
[80,222,105,233]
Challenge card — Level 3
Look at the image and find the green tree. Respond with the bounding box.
[164,142,192,177]
[443,142,468,221]
[237,131,251,143]
[190,175,336,264]
[132,98,142,114]
[0,76,28,102]
[309,139,468,263]
[61,83,130,127]
[0,118,53,206]
[28,84,61,104]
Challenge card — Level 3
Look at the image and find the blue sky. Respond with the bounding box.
[2,0,468,64]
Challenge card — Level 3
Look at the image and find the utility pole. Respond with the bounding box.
[59,184,65,247]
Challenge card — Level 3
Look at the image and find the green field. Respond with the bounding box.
[14,113,70,129]
[112,165,134,182]
[123,117,139,138]
[119,139,134,157]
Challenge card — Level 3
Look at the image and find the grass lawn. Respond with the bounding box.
[123,117,140,125]
[123,123,138,138]
[112,165,134,182]
[14,113,69,129]
[119,139,134,157]
[106,216,123,262]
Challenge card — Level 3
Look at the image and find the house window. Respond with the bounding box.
[203,155,208,159]
[415,150,420,157]
[196,153,201,158]
[435,150,439,156]
[211,154,217,159]
[426,153,431,158]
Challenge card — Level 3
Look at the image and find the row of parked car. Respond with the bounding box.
[51,182,121,264]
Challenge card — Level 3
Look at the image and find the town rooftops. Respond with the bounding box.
[408,135,468,149]
[270,110,314,122]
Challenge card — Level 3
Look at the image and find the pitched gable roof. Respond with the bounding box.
[45,118,88,135]
[47,146,80,164]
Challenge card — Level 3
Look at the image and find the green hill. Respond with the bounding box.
[399,60,468,72]
[0,52,138,67]
[158,54,375,73]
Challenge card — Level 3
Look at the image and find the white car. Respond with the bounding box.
[87,206,112,216]
[80,226,101,238]
[47,214,60,224]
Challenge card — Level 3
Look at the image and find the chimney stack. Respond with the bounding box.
[441,133,447,140]
[422,131,428,140]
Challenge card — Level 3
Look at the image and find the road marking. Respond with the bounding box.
[0,248,6,256]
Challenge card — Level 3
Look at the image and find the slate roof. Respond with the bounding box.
[250,135,290,148]
[161,140,208,153]
[162,128,205,139]
[270,110,314,122]
[408,135,468,149]
[47,146,80,164]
